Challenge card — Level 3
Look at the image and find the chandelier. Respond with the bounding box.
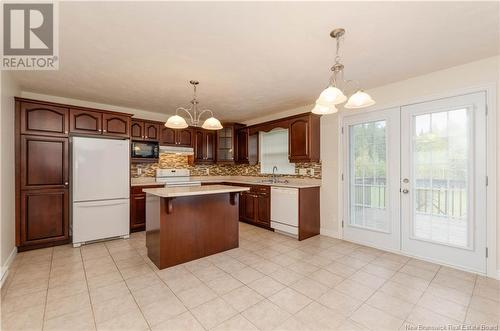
[165,80,223,130]
[312,28,375,115]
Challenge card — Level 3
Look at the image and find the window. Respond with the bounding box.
[259,129,295,175]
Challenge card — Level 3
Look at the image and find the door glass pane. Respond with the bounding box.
[349,121,389,232]
[412,108,470,247]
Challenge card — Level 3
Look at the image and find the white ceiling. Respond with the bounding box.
[12,1,499,122]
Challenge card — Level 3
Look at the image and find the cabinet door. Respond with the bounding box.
[160,127,176,146]
[102,113,130,137]
[131,120,145,139]
[177,128,193,147]
[69,109,102,135]
[289,118,309,161]
[243,193,256,222]
[144,122,160,141]
[130,193,146,231]
[20,102,69,137]
[256,193,270,226]
[20,188,69,246]
[239,192,246,221]
[204,131,216,162]
[236,129,249,163]
[194,130,205,162]
[20,136,69,190]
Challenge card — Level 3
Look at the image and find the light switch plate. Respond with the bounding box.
[298,168,307,176]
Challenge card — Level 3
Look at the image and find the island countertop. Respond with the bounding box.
[143,184,250,198]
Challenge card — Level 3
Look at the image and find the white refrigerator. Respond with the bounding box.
[72,137,130,247]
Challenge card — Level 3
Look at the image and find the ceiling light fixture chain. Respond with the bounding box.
[311,28,375,115]
[165,80,223,130]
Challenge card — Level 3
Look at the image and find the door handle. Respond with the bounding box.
[402,189,409,194]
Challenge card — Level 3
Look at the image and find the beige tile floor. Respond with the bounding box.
[1,222,499,331]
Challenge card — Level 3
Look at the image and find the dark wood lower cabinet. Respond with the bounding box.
[19,188,69,249]
[130,185,164,232]
[236,184,271,229]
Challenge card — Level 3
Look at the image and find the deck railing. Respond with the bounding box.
[352,183,467,218]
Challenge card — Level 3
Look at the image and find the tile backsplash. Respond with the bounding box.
[131,153,321,179]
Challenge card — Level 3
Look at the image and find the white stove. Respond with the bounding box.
[155,169,201,187]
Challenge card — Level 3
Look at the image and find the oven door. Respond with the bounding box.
[131,141,159,159]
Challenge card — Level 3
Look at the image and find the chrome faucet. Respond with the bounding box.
[272,166,278,183]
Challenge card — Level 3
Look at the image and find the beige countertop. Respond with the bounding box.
[143,185,250,198]
[130,178,164,187]
[132,175,321,188]
[192,176,321,188]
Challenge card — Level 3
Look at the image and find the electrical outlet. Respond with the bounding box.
[245,168,249,174]
[137,168,142,175]
[309,168,315,176]
[298,168,307,176]
[206,168,210,175]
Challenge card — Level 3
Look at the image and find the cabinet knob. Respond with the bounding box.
[145,136,148,139]
[64,182,69,186]
[103,130,107,133]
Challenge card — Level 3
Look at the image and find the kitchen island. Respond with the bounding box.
[143,185,250,269]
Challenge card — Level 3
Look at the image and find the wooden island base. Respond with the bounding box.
[145,189,244,269]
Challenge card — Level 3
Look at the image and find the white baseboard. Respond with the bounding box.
[0,247,18,288]
[320,227,340,239]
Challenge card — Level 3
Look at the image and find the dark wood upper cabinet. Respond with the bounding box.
[236,128,249,164]
[144,122,160,141]
[204,131,216,162]
[102,113,130,138]
[160,126,176,145]
[193,129,216,163]
[288,114,321,163]
[194,130,204,161]
[177,128,193,147]
[20,189,69,246]
[159,126,193,147]
[20,102,69,137]
[20,135,69,190]
[69,109,102,135]
[131,120,145,139]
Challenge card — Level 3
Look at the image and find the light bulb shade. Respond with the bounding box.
[311,104,338,115]
[315,86,347,106]
[201,117,223,130]
[165,115,188,129]
[344,91,376,109]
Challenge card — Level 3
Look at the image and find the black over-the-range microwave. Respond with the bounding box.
[131,141,159,159]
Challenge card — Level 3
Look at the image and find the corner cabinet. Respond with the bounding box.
[288,113,321,162]
[194,129,216,164]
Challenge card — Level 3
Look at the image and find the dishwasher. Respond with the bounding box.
[270,187,299,236]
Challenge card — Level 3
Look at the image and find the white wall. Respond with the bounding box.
[1,71,20,283]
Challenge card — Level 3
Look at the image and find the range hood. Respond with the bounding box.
[159,145,194,155]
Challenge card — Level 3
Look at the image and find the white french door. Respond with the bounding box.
[343,108,401,251]
[400,92,487,273]
[343,92,487,273]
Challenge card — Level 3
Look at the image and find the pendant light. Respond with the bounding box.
[312,28,375,114]
[165,80,223,130]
